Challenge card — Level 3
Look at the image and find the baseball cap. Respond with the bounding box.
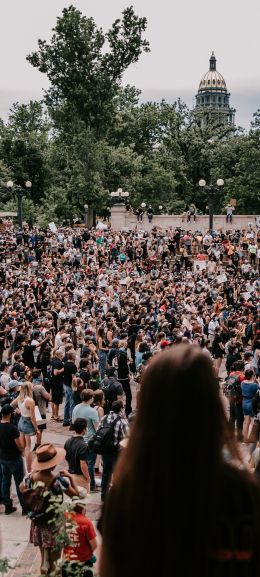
[160,340,170,349]
[8,380,20,391]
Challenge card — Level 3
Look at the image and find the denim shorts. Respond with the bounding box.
[18,416,36,436]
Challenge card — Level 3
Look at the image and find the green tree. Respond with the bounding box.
[0,101,50,204]
[26,5,149,222]
[27,5,149,138]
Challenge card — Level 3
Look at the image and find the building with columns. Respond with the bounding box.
[195,52,235,128]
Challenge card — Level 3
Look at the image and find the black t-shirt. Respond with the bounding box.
[118,350,129,380]
[212,335,224,358]
[64,361,77,387]
[10,362,23,379]
[22,344,36,368]
[52,359,64,385]
[0,422,21,460]
[64,436,88,475]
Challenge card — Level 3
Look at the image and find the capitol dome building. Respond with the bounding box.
[195,52,235,127]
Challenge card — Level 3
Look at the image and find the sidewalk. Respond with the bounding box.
[1,414,101,577]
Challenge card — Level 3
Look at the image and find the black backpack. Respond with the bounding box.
[223,374,242,400]
[101,377,120,413]
[90,416,120,455]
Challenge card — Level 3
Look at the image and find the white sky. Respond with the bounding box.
[0,0,259,129]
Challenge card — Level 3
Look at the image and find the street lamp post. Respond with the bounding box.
[198,178,224,232]
[110,188,130,203]
[6,180,32,229]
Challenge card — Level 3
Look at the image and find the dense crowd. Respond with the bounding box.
[0,218,259,575]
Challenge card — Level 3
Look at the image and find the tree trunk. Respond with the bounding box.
[85,206,96,228]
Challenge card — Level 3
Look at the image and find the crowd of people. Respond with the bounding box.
[0,217,259,575]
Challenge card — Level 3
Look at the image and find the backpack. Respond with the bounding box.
[22,477,60,526]
[223,374,241,400]
[101,377,119,413]
[90,416,120,455]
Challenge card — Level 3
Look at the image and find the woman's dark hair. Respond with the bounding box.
[245,369,255,380]
[75,377,84,391]
[100,344,242,577]
[93,389,104,406]
[79,358,89,369]
[97,327,105,338]
[32,368,42,378]
[139,342,149,353]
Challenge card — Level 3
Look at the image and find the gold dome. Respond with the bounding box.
[198,52,227,93]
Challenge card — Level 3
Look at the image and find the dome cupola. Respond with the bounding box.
[198,52,227,93]
[194,52,235,127]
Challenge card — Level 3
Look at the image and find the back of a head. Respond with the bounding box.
[245,368,255,380]
[81,389,94,402]
[101,344,238,577]
[19,381,33,400]
[107,366,116,378]
[73,418,87,434]
[111,400,123,413]
[232,360,244,372]
[134,345,224,455]
[67,350,75,361]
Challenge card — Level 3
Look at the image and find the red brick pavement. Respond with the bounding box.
[7,545,39,577]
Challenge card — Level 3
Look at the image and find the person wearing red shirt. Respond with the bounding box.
[63,495,97,577]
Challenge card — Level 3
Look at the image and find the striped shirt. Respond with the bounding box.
[100,411,129,447]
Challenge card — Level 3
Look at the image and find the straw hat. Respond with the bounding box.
[32,443,66,471]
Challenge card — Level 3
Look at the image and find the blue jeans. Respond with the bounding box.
[86,449,97,491]
[0,457,24,508]
[98,351,107,381]
[63,385,75,424]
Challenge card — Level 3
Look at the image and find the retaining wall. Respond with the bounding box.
[111,205,259,233]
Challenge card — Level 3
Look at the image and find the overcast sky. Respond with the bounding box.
[0,0,259,129]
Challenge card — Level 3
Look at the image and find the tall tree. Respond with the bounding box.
[27,5,149,138]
